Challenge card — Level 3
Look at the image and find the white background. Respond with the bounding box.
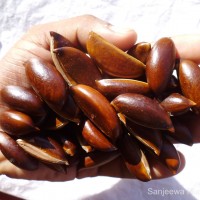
[0,0,200,199]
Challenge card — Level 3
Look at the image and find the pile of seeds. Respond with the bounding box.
[0,31,199,181]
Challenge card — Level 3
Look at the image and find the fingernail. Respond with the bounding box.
[107,24,134,34]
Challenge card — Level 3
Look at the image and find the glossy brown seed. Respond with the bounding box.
[95,79,151,99]
[0,131,38,170]
[179,59,200,113]
[164,117,193,146]
[16,136,69,165]
[146,37,176,95]
[60,136,77,157]
[52,47,102,88]
[78,150,120,170]
[0,110,39,136]
[82,120,116,151]
[25,58,68,116]
[1,85,47,124]
[111,93,174,131]
[119,133,151,181]
[160,93,196,115]
[158,138,180,174]
[70,84,122,143]
[86,32,145,78]
[118,113,162,155]
[127,42,151,64]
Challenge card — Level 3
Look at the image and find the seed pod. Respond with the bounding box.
[0,110,39,136]
[78,150,120,170]
[52,47,102,88]
[118,113,162,155]
[0,131,38,170]
[146,37,176,95]
[111,93,174,131]
[95,79,151,99]
[86,32,145,78]
[160,93,196,115]
[1,85,47,124]
[158,138,180,174]
[25,58,68,118]
[179,59,200,113]
[70,84,122,143]
[82,120,116,151]
[127,42,151,64]
[16,136,69,165]
[119,133,152,181]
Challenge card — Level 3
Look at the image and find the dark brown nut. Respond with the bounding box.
[158,138,180,174]
[52,47,102,88]
[25,58,68,117]
[127,42,151,64]
[0,109,39,136]
[160,93,196,115]
[70,84,122,143]
[0,131,38,170]
[179,59,200,113]
[111,93,174,131]
[95,78,151,99]
[118,113,163,155]
[146,37,176,95]
[164,117,193,146]
[119,133,151,182]
[86,32,145,78]
[1,85,47,124]
[82,120,116,152]
[16,136,69,165]
[78,150,120,170]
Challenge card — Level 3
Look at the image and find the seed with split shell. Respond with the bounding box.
[82,120,116,151]
[70,84,122,143]
[179,59,200,113]
[146,37,176,95]
[25,58,68,117]
[52,47,102,88]
[86,31,145,78]
[1,85,47,124]
[16,136,69,165]
[160,93,196,115]
[119,133,151,181]
[0,110,39,136]
[95,78,151,99]
[0,131,38,170]
[111,93,174,131]
[127,42,151,64]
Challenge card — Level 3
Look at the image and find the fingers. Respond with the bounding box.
[172,34,200,63]
[25,14,137,51]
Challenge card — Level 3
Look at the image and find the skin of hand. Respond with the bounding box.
[0,14,198,181]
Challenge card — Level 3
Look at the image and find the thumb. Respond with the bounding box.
[26,15,137,51]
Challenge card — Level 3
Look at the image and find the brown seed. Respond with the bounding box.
[86,32,145,78]
[127,42,151,64]
[1,85,47,124]
[0,109,39,136]
[118,113,163,155]
[146,37,176,95]
[0,131,38,170]
[160,93,196,115]
[119,133,152,181]
[25,58,68,117]
[179,59,200,113]
[16,136,69,165]
[95,78,151,99]
[82,120,117,151]
[52,47,102,88]
[111,93,174,131]
[70,84,122,143]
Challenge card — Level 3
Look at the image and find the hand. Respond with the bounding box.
[0,15,198,181]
